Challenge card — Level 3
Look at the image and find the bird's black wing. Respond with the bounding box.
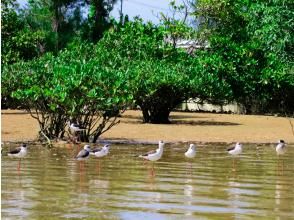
[75,149,89,158]
[9,147,21,154]
[81,151,90,158]
[227,147,235,151]
[92,147,102,153]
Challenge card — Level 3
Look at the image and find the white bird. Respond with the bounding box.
[90,144,110,158]
[139,140,165,176]
[276,140,286,155]
[8,143,28,171]
[67,121,86,143]
[227,142,242,170]
[227,142,243,156]
[8,143,27,158]
[139,140,165,161]
[75,145,91,161]
[68,122,86,133]
[185,144,196,158]
[75,145,91,170]
[90,144,110,171]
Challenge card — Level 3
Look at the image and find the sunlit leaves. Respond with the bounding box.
[3,42,132,139]
[193,0,293,113]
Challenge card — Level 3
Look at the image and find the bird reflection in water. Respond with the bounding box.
[183,178,194,217]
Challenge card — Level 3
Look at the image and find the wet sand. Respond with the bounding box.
[1,109,294,144]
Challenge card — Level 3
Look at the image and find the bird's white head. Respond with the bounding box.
[236,142,242,149]
[84,145,91,151]
[103,144,110,149]
[190,144,196,150]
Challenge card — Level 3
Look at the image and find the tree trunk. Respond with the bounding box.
[92,0,108,41]
[142,108,150,123]
[140,105,171,124]
[80,131,89,143]
[149,109,171,124]
[137,85,185,124]
[52,2,60,52]
[93,130,102,143]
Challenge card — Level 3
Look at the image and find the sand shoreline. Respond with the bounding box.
[2,109,294,144]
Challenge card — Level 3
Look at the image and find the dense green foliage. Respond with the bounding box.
[98,20,232,123]
[3,44,132,142]
[1,0,45,65]
[1,0,293,141]
[194,0,294,113]
[1,0,119,65]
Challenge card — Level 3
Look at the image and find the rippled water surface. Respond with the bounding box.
[2,143,294,220]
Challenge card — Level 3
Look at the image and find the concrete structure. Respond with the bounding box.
[179,99,245,114]
[164,37,209,54]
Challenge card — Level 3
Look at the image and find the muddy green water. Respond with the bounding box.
[2,143,294,220]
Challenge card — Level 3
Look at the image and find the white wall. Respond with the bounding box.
[179,99,245,114]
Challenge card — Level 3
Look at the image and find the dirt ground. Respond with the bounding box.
[1,109,294,144]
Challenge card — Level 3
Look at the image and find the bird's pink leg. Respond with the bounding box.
[232,159,236,171]
[79,161,82,171]
[96,160,101,173]
[17,159,21,171]
[151,163,155,176]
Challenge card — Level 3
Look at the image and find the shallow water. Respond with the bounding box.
[2,143,294,220]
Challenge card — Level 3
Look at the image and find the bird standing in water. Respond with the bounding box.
[276,140,286,155]
[8,143,28,171]
[227,142,243,156]
[91,144,110,158]
[227,142,242,170]
[185,144,196,159]
[276,140,286,171]
[139,140,165,175]
[185,143,197,173]
[90,144,110,170]
[75,145,91,170]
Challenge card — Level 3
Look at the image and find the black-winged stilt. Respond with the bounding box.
[67,121,86,143]
[75,145,91,170]
[184,143,196,172]
[8,143,27,171]
[227,142,243,156]
[139,140,165,175]
[90,144,110,158]
[276,140,286,155]
[90,144,110,171]
[276,140,286,171]
[185,144,196,158]
[227,142,242,170]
